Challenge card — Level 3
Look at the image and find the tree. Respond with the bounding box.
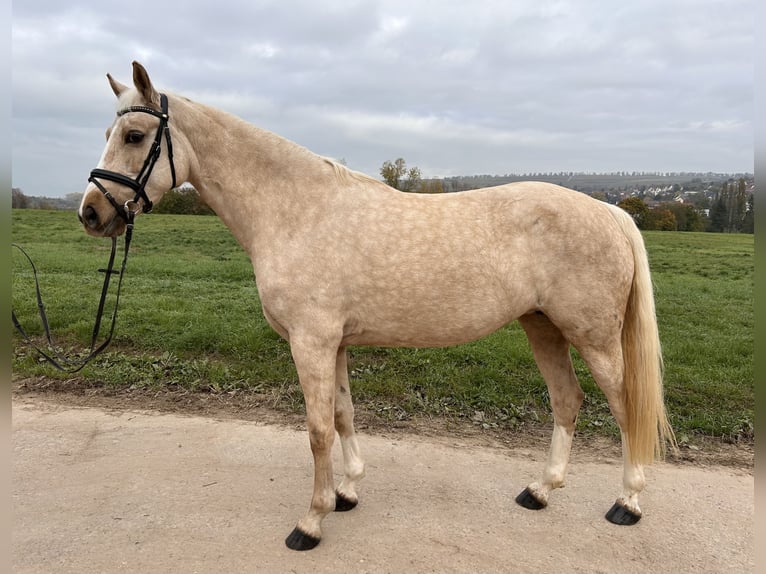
[742,193,754,233]
[380,158,405,189]
[708,193,728,232]
[380,158,422,192]
[733,177,748,231]
[617,197,650,229]
[683,206,706,232]
[12,188,29,208]
[64,192,84,209]
[645,208,677,231]
[665,203,705,232]
[419,179,445,193]
[709,180,750,233]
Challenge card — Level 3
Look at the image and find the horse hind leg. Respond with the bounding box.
[577,342,646,525]
[515,312,584,511]
[334,347,366,511]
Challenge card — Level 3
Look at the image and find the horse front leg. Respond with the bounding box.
[284,335,339,551]
[334,347,365,511]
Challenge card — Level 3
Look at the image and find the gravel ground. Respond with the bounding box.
[12,394,753,574]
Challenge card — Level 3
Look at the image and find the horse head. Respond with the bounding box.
[78,61,188,236]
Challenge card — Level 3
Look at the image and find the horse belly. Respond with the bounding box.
[342,281,528,348]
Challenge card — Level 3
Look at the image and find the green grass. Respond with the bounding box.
[12,210,754,444]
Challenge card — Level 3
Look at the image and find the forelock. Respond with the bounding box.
[115,89,138,113]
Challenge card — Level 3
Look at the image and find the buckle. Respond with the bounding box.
[124,199,141,216]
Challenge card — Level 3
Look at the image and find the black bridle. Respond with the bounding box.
[12,93,177,372]
[89,92,177,220]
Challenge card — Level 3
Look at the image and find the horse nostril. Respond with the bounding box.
[82,205,99,229]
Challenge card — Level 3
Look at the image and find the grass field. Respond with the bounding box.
[11,209,754,445]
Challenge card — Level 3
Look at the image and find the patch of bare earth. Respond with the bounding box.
[12,376,753,470]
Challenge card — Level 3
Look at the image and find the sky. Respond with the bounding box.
[12,0,754,198]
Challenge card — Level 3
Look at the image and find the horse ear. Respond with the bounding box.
[107,73,128,97]
[131,61,160,107]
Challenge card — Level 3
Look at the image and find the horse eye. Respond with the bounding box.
[125,130,145,144]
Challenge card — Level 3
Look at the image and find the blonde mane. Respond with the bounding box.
[321,156,384,187]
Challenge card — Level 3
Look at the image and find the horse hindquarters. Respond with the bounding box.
[599,205,675,523]
[516,205,674,523]
[608,204,674,467]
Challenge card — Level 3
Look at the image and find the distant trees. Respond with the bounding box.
[12,188,29,208]
[380,158,423,192]
[11,186,214,216]
[708,178,752,233]
[12,189,83,210]
[618,198,698,232]
[743,194,755,234]
[664,203,705,232]
[152,186,215,215]
[379,158,447,193]
[616,178,753,233]
[418,179,445,193]
[617,197,650,228]
[645,207,677,231]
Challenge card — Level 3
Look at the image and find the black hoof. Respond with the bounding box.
[285,527,321,551]
[515,487,547,510]
[335,491,358,512]
[605,502,641,525]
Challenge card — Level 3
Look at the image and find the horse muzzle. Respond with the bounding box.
[78,197,127,237]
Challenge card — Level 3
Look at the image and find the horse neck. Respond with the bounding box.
[172,96,339,253]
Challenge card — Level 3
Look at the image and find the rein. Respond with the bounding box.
[12,209,136,373]
[12,92,176,372]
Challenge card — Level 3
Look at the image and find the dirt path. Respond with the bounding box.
[13,394,753,574]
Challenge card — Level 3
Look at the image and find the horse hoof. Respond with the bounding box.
[335,491,358,512]
[285,527,321,551]
[515,487,547,510]
[605,502,641,525]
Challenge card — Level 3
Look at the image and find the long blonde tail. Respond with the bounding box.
[608,205,676,464]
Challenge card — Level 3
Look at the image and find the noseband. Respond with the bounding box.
[88,92,177,220]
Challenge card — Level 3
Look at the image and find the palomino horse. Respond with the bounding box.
[79,62,674,551]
